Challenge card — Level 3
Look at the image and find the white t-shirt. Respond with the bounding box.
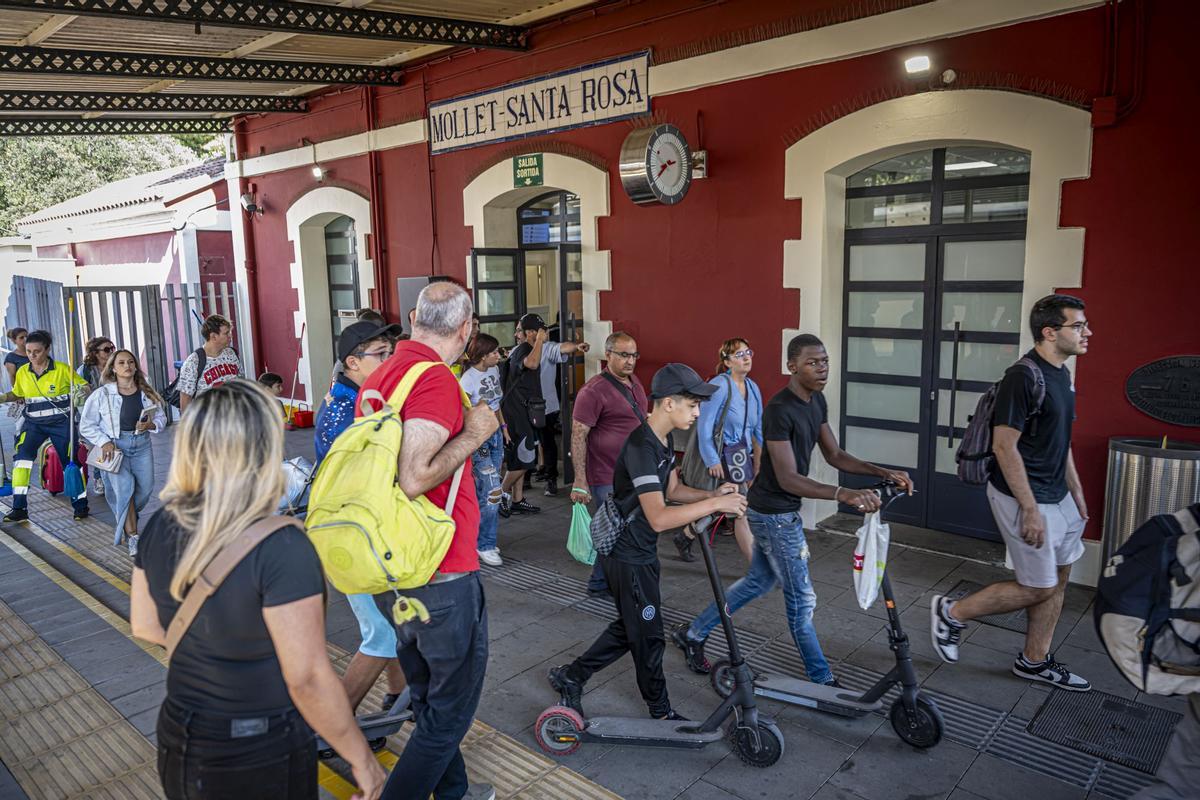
[177,347,241,398]
[460,365,502,411]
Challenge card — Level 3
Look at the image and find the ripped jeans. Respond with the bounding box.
[473,430,505,552]
[686,509,832,683]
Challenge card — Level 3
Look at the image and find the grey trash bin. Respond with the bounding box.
[1101,437,1200,564]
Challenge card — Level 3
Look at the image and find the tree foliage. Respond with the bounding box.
[0,135,199,236]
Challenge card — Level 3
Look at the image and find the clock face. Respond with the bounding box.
[647,127,691,204]
[619,123,692,205]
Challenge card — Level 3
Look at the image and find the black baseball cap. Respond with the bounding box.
[337,321,402,364]
[518,313,546,331]
[650,363,717,400]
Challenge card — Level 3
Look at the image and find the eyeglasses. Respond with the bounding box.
[729,348,753,359]
[353,349,392,361]
[1052,321,1091,333]
[98,345,115,353]
[608,350,640,360]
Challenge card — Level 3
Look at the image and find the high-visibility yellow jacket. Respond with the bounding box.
[11,359,87,422]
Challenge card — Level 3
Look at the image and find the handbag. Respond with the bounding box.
[165,516,296,660]
[680,375,733,489]
[86,444,124,474]
[720,379,757,485]
[526,396,547,429]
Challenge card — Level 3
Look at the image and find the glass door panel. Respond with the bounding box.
[848,243,926,280]
[942,239,1024,280]
[471,248,525,352]
[844,426,920,470]
[848,292,924,329]
[938,340,1022,382]
[847,337,923,376]
[940,292,1022,333]
[845,382,921,423]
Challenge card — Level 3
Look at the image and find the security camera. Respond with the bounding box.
[240,192,263,216]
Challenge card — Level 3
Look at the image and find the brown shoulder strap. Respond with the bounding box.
[164,515,295,661]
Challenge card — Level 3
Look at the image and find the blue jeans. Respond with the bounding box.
[586,485,612,592]
[103,431,154,545]
[378,573,488,800]
[472,430,504,552]
[686,509,832,683]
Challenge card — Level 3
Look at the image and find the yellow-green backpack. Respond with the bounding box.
[305,361,470,597]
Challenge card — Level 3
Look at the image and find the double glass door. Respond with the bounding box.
[839,235,1025,539]
[471,244,584,482]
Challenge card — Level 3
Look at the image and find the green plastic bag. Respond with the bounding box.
[567,503,596,565]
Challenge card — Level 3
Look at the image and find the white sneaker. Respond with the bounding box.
[477,548,503,567]
[930,594,965,663]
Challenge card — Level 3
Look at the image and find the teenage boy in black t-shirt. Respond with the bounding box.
[548,364,748,720]
[932,294,1093,691]
[673,335,912,687]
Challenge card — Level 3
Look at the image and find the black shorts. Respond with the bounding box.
[504,419,539,471]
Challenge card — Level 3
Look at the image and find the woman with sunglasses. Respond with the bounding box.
[676,338,763,563]
[79,349,166,555]
[79,337,116,388]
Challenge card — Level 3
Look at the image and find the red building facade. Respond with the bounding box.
[225,0,1199,583]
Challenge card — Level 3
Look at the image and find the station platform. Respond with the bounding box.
[0,421,1188,799]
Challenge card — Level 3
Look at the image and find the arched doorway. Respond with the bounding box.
[840,146,1030,539]
[323,215,361,355]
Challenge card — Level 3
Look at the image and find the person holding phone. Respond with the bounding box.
[80,349,167,556]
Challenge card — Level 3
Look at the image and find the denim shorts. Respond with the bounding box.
[346,592,398,658]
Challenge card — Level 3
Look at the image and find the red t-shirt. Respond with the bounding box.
[571,371,648,487]
[357,340,480,573]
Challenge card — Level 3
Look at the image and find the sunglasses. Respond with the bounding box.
[97,345,115,353]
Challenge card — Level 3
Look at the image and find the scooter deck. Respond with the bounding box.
[582,716,726,749]
[754,675,883,717]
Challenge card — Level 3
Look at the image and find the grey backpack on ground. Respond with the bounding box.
[955,356,1045,486]
[590,494,635,556]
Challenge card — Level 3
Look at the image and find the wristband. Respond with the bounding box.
[500,424,508,429]
[834,485,844,502]
[570,487,590,495]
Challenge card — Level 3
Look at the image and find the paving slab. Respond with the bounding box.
[958,753,1087,800]
[701,718,854,800]
[826,724,978,800]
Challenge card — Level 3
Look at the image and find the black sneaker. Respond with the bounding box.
[512,499,541,514]
[823,677,843,689]
[673,529,695,562]
[498,493,512,518]
[586,586,610,599]
[3,508,28,524]
[547,665,585,716]
[74,509,89,521]
[930,594,966,663]
[543,480,558,497]
[1012,653,1091,691]
[671,624,711,674]
[655,709,689,721]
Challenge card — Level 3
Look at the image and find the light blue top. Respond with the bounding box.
[697,374,763,469]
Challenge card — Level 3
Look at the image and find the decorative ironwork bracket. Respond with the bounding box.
[0,117,232,135]
[0,90,306,113]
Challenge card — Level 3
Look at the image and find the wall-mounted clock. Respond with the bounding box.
[619,123,693,205]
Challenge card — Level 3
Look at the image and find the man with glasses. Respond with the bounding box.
[673,334,911,686]
[570,331,648,596]
[313,319,411,715]
[932,294,1093,691]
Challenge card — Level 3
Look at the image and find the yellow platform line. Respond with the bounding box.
[0,527,361,800]
[2,514,621,800]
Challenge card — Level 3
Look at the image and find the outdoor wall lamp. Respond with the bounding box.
[240,192,264,217]
[904,55,931,75]
[312,165,325,182]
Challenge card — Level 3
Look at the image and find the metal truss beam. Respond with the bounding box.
[0,90,305,114]
[0,0,528,49]
[0,45,403,85]
[0,116,230,136]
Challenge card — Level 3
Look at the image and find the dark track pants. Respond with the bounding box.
[567,556,669,717]
[12,417,87,513]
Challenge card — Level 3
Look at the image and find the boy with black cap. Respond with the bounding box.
[548,363,748,720]
[313,318,409,715]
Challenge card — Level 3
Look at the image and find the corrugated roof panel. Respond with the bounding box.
[0,75,162,92]
[366,0,555,23]
[252,35,410,63]
[0,10,60,41]
[42,19,264,56]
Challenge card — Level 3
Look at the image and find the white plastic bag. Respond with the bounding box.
[853,512,890,610]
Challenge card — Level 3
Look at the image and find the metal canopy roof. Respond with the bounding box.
[0,0,590,136]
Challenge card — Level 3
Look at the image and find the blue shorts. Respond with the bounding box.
[346,593,398,658]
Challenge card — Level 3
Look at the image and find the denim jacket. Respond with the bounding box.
[78,383,166,448]
[696,374,763,470]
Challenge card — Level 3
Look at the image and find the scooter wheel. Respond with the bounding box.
[535,705,585,757]
[710,659,735,699]
[317,747,337,760]
[368,737,388,752]
[889,695,944,749]
[730,720,785,768]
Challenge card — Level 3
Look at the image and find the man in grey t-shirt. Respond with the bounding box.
[178,315,241,410]
[516,313,588,497]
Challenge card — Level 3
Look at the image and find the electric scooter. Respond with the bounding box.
[316,687,413,759]
[534,512,785,767]
[705,481,944,749]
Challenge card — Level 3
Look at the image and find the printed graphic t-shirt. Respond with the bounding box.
[460,366,502,411]
[177,347,241,398]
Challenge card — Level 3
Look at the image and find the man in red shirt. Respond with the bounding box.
[359,281,498,800]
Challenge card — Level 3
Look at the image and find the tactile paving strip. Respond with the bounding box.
[1027,689,1182,774]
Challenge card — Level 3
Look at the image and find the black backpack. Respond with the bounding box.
[163,348,207,409]
[1095,505,1200,695]
[955,357,1045,486]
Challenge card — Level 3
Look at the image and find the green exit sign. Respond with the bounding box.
[514,154,543,188]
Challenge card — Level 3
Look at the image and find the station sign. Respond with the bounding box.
[428,51,649,154]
